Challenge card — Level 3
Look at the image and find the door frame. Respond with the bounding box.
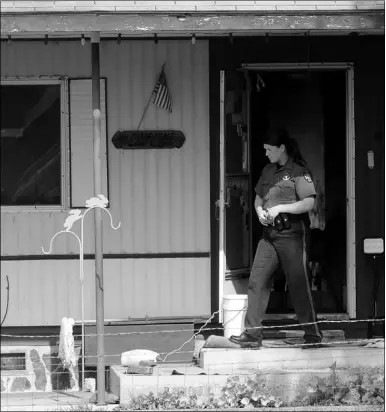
[218,63,356,321]
[218,70,226,322]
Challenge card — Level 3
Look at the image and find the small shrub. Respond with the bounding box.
[79,366,384,410]
[293,365,384,407]
[121,375,284,410]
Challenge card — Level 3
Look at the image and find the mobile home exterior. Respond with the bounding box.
[1,0,384,376]
[1,39,212,326]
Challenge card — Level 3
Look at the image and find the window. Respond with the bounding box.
[1,78,109,210]
[1,80,66,208]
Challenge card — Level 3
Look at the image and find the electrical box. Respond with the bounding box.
[363,238,384,255]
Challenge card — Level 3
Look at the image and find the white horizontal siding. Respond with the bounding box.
[0,40,210,256]
[0,40,210,324]
[69,79,108,208]
[0,258,211,326]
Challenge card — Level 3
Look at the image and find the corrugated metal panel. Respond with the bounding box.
[1,40,210,255]
[0,258,211,326]
[0,40,211,325]
[104,41,210,254]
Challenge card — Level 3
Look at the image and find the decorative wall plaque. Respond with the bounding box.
[112,130,185,150]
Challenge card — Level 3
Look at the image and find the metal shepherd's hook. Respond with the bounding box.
[41,195,120,394]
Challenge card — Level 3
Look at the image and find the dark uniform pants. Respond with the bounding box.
[245,221,322,342]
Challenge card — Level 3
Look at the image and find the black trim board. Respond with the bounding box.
[1,31,385,44]
[1,252,210,261]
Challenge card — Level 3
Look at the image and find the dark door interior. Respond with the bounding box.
[249,70,347,314]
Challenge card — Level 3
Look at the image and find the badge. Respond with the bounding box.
[282,174,290,181]
[304,171,313,183]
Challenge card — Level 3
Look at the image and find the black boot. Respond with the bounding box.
[302,336,325,349]
[229,331,262,348]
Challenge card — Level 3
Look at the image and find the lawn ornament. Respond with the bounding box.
[85,194,108,208]
[64,209,82,231]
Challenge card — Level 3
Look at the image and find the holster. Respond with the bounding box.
[273,213,291,232]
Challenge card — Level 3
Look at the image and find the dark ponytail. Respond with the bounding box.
[287,137,307,167]
[264,128,308,167]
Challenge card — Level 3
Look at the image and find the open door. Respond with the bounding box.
[218,70,253,321]
[218,64,353,322]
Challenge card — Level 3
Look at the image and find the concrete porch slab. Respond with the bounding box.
[109,359,384,407]
[199,345,385,370]
[109,340,384,406]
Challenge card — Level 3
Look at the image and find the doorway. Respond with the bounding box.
[219,65,354,318]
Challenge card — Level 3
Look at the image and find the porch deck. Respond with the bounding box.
[0,339,383,410]
[111,339,384,405]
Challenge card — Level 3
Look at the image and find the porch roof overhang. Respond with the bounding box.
[1,0,384,39]
[1,12,384,39]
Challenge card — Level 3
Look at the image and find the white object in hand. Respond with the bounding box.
[121,349,161,368]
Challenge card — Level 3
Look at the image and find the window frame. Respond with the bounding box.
[0,77,69,212]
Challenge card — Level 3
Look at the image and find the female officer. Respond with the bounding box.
[230,129,323,349]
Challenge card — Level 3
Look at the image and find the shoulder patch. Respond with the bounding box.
[282,173,290,181]
[303,171,313,183]
[264,163,276,173]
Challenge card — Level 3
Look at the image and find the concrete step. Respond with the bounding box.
[199,345,384,370]
[111,363,334,405]
[110,364,228,405]
[109,357,384,407]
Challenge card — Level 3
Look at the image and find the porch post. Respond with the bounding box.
[91,31,106,405]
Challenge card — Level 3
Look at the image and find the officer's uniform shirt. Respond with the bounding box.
[254,157,316,215]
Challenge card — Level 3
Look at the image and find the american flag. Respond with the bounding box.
[152,66,172,112]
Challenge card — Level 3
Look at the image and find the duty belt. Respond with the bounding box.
[264,211,302,232]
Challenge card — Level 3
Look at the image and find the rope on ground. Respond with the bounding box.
[162,309,220,362]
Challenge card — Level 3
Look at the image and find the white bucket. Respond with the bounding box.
[222,294,248,339]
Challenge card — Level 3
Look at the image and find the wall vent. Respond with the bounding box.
[0,353,26,371]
